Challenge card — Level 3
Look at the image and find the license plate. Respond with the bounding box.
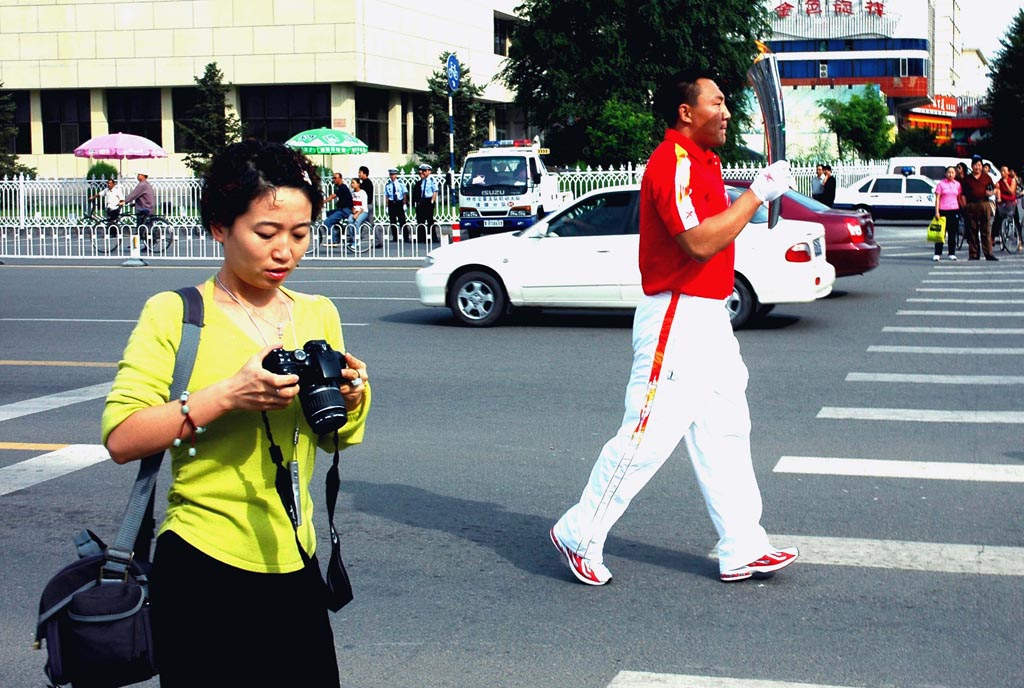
[483,220,504,228]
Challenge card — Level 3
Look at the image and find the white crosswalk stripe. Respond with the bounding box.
[0,382,111,422]
[0,444,110,496]
[818,407,1024,423]
[607,673,869,688]
[774,455,1024,482]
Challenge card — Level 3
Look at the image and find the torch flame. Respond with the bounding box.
[754,40,772,62]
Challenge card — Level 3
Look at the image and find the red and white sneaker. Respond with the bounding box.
[549,528,611,586]
[720,547,799,582]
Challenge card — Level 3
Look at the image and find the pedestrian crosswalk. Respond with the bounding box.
[609,245,1024,688]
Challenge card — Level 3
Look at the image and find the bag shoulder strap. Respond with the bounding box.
[101,286,204,579]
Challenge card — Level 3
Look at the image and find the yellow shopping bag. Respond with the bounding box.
[927,216,946,243]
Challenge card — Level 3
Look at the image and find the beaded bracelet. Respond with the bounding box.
[172,391,206,457]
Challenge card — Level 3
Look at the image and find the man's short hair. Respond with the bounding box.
[359,165,369,176]
[822,164,832,172]
[653,69,718,126]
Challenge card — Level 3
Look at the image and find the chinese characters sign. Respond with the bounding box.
[773,0,884,18]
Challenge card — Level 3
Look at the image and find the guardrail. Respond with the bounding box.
[0,220,448,261]
[0,160,887,261]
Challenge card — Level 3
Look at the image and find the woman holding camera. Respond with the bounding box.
[102,140,370,687]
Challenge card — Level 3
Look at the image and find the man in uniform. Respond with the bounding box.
[550,70,799,586]
[384,168,408,241]
[413,163,438,243]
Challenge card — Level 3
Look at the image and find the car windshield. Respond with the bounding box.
[785,189,829,211]
[459,156,528,196]
[727,187,768,223]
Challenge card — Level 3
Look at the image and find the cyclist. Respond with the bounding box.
[124,171,156,228]
[89,178,125,224]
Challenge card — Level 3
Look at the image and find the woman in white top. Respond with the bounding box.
[347,178,369,247]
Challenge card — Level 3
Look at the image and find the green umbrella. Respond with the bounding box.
[284,128,369,155]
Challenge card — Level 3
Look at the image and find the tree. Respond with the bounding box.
[0,83,36,178]
[499,0,771,166]
[982,10,1024,169]
[818,87,891,160]
[420,52,491,172]
[583,98,659,167]
[888,126,940,157]
[179,63,244,177]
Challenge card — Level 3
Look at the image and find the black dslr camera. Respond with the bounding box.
[263,340,349,434]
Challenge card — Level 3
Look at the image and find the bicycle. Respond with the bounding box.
[91,207,174,255]
[996,205,1020,253]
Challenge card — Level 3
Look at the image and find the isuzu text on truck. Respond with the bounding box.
[456,139,571,240]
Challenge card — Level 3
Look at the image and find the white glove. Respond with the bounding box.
[750,160,794,203]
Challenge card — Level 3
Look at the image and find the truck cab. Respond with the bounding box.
[457,139,571,239]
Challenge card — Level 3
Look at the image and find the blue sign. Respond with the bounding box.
[446,54,461,93]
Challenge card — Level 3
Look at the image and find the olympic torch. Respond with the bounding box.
[747,41,786,228]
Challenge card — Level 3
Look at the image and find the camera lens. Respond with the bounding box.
[300,384,348,435]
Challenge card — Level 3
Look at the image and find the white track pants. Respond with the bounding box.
[554,292,772,573]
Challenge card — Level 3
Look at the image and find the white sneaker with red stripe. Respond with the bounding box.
[720,547,799,582]
[549,528,611,586]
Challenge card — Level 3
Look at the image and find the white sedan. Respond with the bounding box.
[416,185,835,328]
[833,173,936,221]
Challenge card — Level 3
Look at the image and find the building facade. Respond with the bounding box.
[760,0,980,153]
[0,0,525,177]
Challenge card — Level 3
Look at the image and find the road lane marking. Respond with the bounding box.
[921,278,1024,283]
[867,345,1024,354]
[0,360,117,367]
[767,534,1022,576]
[0,318,137,323]
[774,456,1024,482]
[883,326,1024,334]
[705,534,1023,577]
[817,407,1024,423]
[0,382,111,422]
[0,442,68,451]
[608,673,868,688]
[897,310,1024,317]
[916,288,1024,293]
[847,372,1024,384]
[0,444,110,497]
[907,298,1024,304]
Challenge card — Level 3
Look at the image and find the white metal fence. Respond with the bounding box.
[0,160,886,261]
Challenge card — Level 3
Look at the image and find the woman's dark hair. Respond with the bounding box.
[653,69,718,126]
[201,140,323,232]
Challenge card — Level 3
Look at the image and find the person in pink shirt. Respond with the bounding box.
[933,165,962,261]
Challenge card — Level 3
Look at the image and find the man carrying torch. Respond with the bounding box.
[550,69,799,586]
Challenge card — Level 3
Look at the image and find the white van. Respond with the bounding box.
[888,156,997,181]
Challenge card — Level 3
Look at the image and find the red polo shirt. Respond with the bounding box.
[639,129,733,298]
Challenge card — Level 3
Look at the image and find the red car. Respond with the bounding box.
[730,179,880,278]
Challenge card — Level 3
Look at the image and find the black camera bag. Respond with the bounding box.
[35,287,203,687]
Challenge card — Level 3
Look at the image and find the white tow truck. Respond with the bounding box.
[456,139,571,239]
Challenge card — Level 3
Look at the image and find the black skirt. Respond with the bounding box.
[150,531,340,687]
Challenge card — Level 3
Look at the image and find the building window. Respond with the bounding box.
[171,87,199,153]
[107,88,162,145]
[355,86,389,153]
[494,14,515,56]
[899,58,909,77]
[41,89,91,154]
[4,90,31,154]
[240,84,330,143]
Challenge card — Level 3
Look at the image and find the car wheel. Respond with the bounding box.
[854,204,871,215]
[725,276,757,329]
[449,271,508,327]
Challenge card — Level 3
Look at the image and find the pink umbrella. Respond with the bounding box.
[74,132,167,173]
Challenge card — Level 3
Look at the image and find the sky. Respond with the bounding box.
[959,1,1024,58]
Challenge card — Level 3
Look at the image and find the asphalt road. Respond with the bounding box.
[1,224,1022,688]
